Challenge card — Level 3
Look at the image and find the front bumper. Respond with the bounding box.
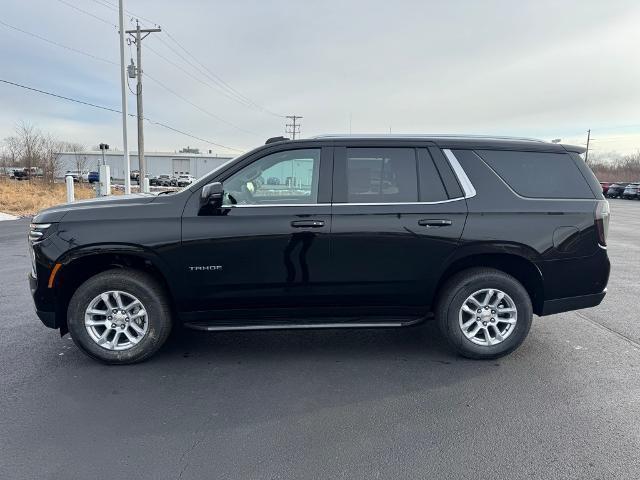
[540,289,607,316]
[29,272,59,329]
[35,308,58,328]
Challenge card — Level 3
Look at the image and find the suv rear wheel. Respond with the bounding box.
[436,268,533,359]
[67,269,172,364]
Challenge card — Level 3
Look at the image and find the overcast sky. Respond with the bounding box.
[1,0,640,156]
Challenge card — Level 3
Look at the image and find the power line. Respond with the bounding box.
[0,18,257,138]
[0,78,123,113]
[51,0,285,119]
[149,36,279,119]
[86,0,161,27]
[162,31,284,118]
[55,0,117,28]
[86,0,118,11]
[152,35,264,112]
[144,72,258,136]
[142,44,261,136]
[82,0,283,117]
[0,19,118,66]
[0,78,244,152]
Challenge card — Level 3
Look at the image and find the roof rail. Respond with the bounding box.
[310,134,546,143]
[265,136,290,144]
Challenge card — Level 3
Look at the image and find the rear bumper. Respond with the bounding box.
[540,289,606,316]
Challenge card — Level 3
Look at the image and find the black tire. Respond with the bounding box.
[436,267,533,359]
[67,269,172,364]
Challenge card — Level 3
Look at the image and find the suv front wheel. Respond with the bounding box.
[67,269,172,364]
[436,268,533,359]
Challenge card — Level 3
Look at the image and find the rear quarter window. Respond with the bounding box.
[474,150,595,199]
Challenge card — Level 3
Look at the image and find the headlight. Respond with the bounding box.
[28,223,55,278]
[28,223,52,242]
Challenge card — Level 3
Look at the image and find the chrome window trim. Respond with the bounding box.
[442,148,477,199]
[226,198,466,208]
[332,198,465,206]
[226,203,324,208]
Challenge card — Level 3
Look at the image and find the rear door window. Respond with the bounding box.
[475,150,594,199]
[346,148,418,203]
[417,149,449,202]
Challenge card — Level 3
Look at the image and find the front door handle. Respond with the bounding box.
[418,219,452,227]
[291,220,325,228]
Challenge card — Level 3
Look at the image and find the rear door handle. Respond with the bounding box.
[418,219,452,227]
[291,220,325,228]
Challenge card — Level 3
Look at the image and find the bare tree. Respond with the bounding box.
[15,122,43,176]
[0,137,19,179]
[65,142,88,181]
[1,122,72,182]
[42,135,65,183]
[589,151,640,181]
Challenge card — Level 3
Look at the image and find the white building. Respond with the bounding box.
[56,151,234,180]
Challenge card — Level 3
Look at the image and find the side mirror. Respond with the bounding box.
[201,182,224,207]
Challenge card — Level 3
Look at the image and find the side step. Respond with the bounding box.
[183,318,425,332]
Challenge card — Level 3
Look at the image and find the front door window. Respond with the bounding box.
[222,149,321,206]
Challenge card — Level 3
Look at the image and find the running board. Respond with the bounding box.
[183,318,424,332]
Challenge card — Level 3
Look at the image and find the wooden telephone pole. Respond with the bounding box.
[126,20,161,191]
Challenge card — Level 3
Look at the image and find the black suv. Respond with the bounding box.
[29,135,610,364]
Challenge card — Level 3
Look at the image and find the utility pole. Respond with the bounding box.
[117,0,130,194]
[585,129,591,165]
[286,115,303,140]
[126,20,161,192]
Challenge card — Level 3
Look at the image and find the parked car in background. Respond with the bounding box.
[29,135,610,364]
[12,168,29,180]
[81,171,99,183]
[599,182,612,195]
[11,167,43,180]
[157,174,173,186]
[606,182,629,198]
[622,182,640,199]
[65,170,88,182]
[130,170,140,181]
[0,166,14,177]
[176,174,195,187]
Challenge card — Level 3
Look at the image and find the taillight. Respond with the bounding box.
[595,200,610,247]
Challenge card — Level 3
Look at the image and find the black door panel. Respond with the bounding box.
[179,146,334,314]
[181,205,332,311]
[330,202,466,306]
[329,145,467,308]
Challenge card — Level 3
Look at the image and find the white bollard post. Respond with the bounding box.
[143,177,150,193]
[65,175,75,203]
[99,165,111,196]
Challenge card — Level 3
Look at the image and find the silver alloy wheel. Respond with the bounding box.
[458,288,517,346]
[84,290,148,351]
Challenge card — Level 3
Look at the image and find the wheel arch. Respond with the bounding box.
[52,245,176,334]
[434,251,545,315]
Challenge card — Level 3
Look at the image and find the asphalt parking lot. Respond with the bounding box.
[1,200,639,480]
